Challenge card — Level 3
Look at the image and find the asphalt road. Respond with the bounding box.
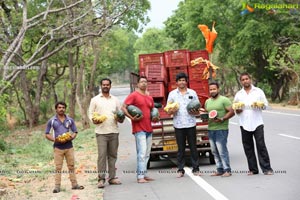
[104,86,300,200]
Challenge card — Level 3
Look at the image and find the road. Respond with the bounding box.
[105,86,300,200]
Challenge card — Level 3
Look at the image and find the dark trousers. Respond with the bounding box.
[175,126,199,172]
[241,125,273,173]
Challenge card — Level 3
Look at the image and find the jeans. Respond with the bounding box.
[54,147,77,187]
[208,130,231,173]
[134,131,152,179]
[96,133,119,181]
[241,125,273,173]
[175,126,199,172]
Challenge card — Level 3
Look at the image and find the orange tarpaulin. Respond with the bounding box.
[198,22,217,54]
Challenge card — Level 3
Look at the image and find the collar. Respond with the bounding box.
[242,84,257,93]
[100,93,111,98]
[176,88,190,94]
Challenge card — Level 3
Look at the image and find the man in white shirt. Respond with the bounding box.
[234,72,273,175]
[88,78,124,188]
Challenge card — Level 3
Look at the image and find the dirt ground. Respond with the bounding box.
[0,125,105,200]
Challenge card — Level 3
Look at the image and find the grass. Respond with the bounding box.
[0,126,96,181]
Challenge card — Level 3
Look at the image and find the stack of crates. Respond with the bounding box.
[138,49,210,110]
[164,49,190,93]
[139,53,168,108]
[188,50,210,107]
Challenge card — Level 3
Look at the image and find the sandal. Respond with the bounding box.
[72,184,84,190]
[108,178,122,185]
[144,176,155,181]
[98,180,105,188]
[53,187,60,193]
[137,178,149,183]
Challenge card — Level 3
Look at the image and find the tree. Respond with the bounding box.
[165,0,300,102]
[133,28,178,70]
[0,0,151,128]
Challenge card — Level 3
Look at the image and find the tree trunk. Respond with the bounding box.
[19,70,33,128]
[68,51,76,119]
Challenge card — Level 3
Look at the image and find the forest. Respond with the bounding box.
[0,0,299,132]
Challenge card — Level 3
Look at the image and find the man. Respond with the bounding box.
[166,72,201,177]
[204,82,235,177]
[234,72,273,175]
[122,76,157,183]
[88,78,124,188]
[45,101,84,193]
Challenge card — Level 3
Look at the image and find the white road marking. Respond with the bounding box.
[264,110,300,117]
[185,167,229,200]
[278,134,300,140]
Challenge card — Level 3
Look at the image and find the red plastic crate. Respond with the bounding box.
[198,94,209,108]
[168,81,177,92]
[139,53,165,71]
[189,80,209,96]
[145,65,167,83]
[189,50,209,61]
[188,63,207,81]
[147,82,166,98]
[164,49,190,68]
[168,66,188,82]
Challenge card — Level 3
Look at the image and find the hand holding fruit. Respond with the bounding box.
[55,132,72,144]
[92,112,107,124]
[251,101,265,109]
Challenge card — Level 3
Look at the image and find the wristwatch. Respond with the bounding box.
[220,117,224,122]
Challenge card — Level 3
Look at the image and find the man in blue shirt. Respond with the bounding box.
[166,73,201,177]
[45,101,84,193]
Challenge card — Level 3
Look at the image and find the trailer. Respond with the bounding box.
[130,49,215,168]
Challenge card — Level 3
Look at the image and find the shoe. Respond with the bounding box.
[53,187,60,193]
[97,180,105,188]
[264,170,274,175]
[108,178,122,185]
[210,172,223,176]
[137,178,149,183]
[221,172,232,177]
[144,176,155,181]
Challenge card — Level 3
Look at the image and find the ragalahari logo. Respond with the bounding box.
[241,2,299,15]
[240,3,254,15]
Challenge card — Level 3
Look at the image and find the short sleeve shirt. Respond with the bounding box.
[167,88,198,129]
[124,91,154,134]
[45,115,77,149]
[205,95,232,130]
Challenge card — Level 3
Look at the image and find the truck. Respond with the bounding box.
[130,49,215,169]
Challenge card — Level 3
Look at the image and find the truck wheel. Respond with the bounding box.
[209,152,215,164]
[147,160,151,169]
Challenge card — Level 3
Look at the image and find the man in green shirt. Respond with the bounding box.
[204,82,235,177]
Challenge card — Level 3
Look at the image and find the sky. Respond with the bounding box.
[141,0,183,32]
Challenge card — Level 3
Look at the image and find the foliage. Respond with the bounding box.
[165,0,300,101]
[97,27,138,76]
[133,28,178,70]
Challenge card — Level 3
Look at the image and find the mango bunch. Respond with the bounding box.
[232,102,245,110]
[56,132,72,143]
[251,101,265,109]
[164,102,179,113]
[92,112,107,124]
